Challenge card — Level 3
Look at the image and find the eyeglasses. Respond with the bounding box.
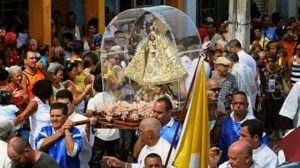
[296,48,300,51]
[209,87,221,92]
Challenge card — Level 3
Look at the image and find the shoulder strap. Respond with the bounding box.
[22,71,30,86]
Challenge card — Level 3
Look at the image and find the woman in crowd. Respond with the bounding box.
[6,65,28,111]
[64,62,92,113]
[260,55,292,140]
[13,79,53,149]
[47,63,65,100]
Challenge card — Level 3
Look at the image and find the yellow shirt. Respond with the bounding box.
[74,72,85,94]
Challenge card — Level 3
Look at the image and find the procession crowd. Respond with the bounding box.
[0,6,299,168]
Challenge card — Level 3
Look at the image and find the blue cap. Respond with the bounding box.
[93,34,102,46]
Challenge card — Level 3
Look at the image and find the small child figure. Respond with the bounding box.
[0,89,19,129]
[38,44,49,68]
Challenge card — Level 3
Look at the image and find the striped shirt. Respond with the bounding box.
[291,55,300,84]
[211,71,238,110]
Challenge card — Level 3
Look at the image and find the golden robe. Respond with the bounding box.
[125,33,187,85]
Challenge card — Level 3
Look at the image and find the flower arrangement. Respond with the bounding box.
[97,100,178,121]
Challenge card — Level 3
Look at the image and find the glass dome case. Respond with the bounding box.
[100,5,201,106]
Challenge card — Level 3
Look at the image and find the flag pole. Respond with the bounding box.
[164,53,206,166]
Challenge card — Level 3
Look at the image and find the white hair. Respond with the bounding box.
[142,118,162,136]
[0,116,15,141]
[7,65,22,77]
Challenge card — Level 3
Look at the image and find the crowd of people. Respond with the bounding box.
[0,6,299,168]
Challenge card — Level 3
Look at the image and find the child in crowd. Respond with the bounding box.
[38,44,49,68]
[0,89,20,130]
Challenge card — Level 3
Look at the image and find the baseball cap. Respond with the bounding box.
[215,57,231,65]
[93,34,102,46]
[204,17,214,23]
[5,32,16,44]
[110,45,122,52]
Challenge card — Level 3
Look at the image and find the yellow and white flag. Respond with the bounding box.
[172,59,210,168]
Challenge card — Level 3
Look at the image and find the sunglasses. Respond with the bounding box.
[296,48,300,51]
[209,87,221,92]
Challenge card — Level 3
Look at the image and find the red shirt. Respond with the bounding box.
[197,27,208,42]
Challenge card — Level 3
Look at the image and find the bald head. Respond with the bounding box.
[227,140,253,168]
[207,79,219,89]
[7,137,36,166]
[207,78,220,101]
[8,137,32,154]
[140,118,162,136]
[229,140,252,156]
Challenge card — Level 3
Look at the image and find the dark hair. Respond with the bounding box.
[144,153,162,164]
[241,119,264,141]
[271,12,282,24]
[0,69,9,82]
[0,89,13,105]
[93,75,103,92]
[227,52,239,62]
[56,89,73,102]
[83,52,99,69]
[32,79,53,100]
[87,18,98,28]
[51,102,68,116]
[72,40,83,55]
[114,30,124,36]
[156,96,173,112]
[63,62,77,81]
[52,9,61,19]
[0,51,5,61]
[267,55,278,62]
[261,15,270,21]
[228,39,242,48]
[66,11,76,20]
[62,32,74,41]
[207,22,217,28]
[233,91,247,99]
[252,26,262,31]
[38,44,49,56]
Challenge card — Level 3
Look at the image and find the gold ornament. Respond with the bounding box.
[124,32,187,85]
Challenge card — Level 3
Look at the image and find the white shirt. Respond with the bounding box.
[0,105,20,129]
[230,110,255,124]
[0,140,11,168]
[237,50,257,79]
[87,92,120,141]
[185,58,211,91]
[231,63,257,115]
[253,144,279,168]
[52,83,65,101]
[131,137,175,168]
[69,112,91,168]
[181,55,192,73]
[279,81,300,127]
[219,161,260,168]
[29,97,51,149]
